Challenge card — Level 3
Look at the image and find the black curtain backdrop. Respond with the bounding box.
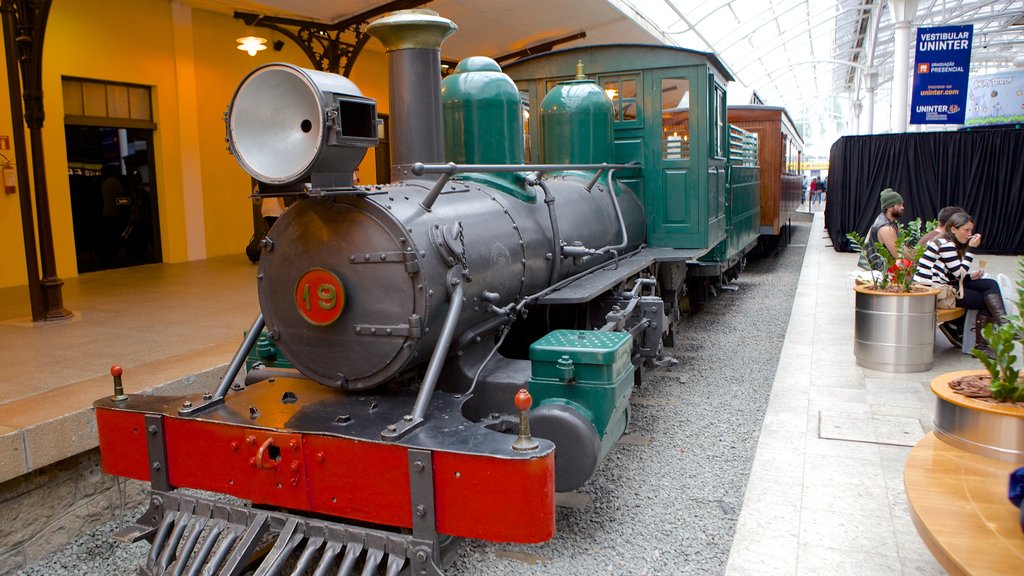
[825,128,1024,254]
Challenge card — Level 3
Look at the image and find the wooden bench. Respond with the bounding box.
[905,432,1024,575]
[937,307,965,324]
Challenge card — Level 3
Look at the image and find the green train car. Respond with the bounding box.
[505,44,761,297]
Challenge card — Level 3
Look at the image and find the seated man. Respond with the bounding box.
[859,188,905,271]
[918,205,965,247]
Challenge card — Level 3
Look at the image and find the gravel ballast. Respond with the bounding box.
[19,214,810,576]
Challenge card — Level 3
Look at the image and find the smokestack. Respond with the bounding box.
[367,10,457,180]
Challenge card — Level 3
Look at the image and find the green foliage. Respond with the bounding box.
[847,230,885,286]
[970,256,1024,403]
[972,322,1022,402]
[902,217,925,246]
[923,218,938,236]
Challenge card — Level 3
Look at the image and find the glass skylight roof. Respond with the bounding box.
[615,0,1024,156]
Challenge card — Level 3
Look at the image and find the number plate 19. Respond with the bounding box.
[294,268,345,326]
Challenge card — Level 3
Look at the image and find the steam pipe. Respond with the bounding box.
[411,281,464,420]
[178,313,265,417]
[214,313,265,399]
[412,162,639,175]
[420,163,456,211]
[529,176,562,286]
[595,168,629,254]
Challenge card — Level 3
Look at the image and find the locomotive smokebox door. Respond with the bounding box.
[258,197,423,390]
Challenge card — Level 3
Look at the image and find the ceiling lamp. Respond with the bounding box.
[236,35,268,56]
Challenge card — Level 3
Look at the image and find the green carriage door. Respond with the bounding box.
[648,72,698,247]
[707,76,728,249]
[602,75,644,206]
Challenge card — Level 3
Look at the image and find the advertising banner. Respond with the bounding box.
[965,70,1024,127]
[910,24,973,124]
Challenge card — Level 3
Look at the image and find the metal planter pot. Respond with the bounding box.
[854,285,939,373]
[931,369,1024,464]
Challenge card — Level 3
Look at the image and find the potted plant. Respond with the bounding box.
[905,268,1024,571]
[847,219,938,372]
[930,258,1024,464]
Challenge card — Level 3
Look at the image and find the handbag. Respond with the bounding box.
[936,284,958,309]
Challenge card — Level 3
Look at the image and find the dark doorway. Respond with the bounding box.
[66,126,161,272]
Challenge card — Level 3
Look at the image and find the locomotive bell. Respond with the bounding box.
[227,63,378,187]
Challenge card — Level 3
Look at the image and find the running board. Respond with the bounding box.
[116,490,444,576]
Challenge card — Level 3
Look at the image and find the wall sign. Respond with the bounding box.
[965,70,1024,127]
[910,24,973,125]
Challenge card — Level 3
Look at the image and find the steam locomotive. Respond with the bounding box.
[94,9,766,576]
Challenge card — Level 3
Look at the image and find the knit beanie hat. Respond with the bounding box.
[880,188,903,211]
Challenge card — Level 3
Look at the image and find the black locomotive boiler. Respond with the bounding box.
[94,9,760,576]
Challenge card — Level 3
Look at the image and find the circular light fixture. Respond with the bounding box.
[236,36,268,56]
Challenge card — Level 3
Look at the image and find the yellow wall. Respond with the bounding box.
[43,0,181,276]
[0,26,24,288]
[0,0,391,288]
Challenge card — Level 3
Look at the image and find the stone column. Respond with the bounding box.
[865,71,877,133]
[888,0,919,132]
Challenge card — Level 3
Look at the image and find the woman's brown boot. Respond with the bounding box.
[982,293,1008,326]
[973,313,996,358]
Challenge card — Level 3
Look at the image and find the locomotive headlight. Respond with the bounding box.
[227,63,379,188]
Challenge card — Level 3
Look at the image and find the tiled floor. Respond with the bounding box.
[0,255,259,405]
[0,256,260,480]
[725,207,1018,576]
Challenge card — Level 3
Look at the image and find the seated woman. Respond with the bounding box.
[914,212,1007,354]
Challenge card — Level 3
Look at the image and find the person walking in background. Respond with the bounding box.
[100,165,126,265]
[914,212,1007,356]
[811,176,826,205]
[808,177,817,205]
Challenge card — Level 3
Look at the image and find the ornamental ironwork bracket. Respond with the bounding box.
[234,0,433,76]
[493,31,587,64]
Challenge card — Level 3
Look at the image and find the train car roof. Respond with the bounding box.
[503,43,735,83]
[728,105,804,145]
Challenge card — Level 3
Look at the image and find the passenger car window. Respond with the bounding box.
[661,78,690,160]
[602,77,639,123]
